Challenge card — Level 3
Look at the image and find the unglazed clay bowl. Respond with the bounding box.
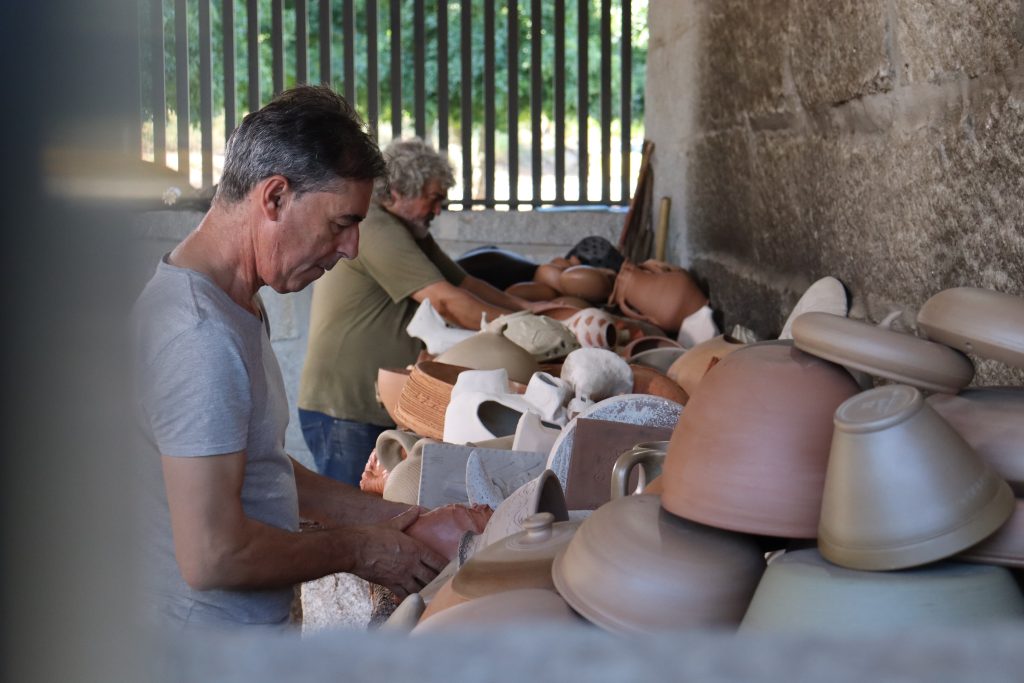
[628,347,687,375]
[412,588,583,634]
[533,263,568,292]
[792,312,974,394]
[960,498,1024,568]
[917,287,1024,369]
[551,494,765,634]
[740,549,1024,633]
[452,512,580,599]
[666,334,747,400]
[395,361,471,440]
[621,335,683,360]
[505,281,560,302]
[437,330,541,385]
[558,265,616,303]
[927,388,1024,495]
[377,366,412,427]
[661,342,860,538]
[629,365,690,404]
[819,384,1015,571]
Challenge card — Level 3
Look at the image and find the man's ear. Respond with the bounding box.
[256,175,290,220]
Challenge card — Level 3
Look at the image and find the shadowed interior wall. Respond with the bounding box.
[646,0,1024,385]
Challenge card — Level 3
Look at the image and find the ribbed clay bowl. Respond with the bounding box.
[661,341,860,538]
[740,548,1024,634]
[377,366,412,427]
[791,312,974,394]
[395,361,471,440]
[917,287,1024,369]
[551,494,766,634]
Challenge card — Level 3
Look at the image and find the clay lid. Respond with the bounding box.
[959,498,1024,568]
[452,513,580,599]
[436,330,541,384]
[792,312,974,393]
[917,287,1024,369]
[551,494,766,634]
[740,548,1024,633]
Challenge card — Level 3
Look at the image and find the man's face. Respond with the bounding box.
[257,178,373,293]
[387,178,447,238]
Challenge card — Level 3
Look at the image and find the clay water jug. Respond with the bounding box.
[610,260,708,333]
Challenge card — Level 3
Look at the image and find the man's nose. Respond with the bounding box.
[338,224,360,259]
[432,201,442,216]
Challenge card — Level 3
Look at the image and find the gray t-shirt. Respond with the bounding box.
[134,257,298,628]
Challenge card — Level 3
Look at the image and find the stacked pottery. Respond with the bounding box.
[395,362,470,440]
[377,366,412,427]
[609,260,708,333]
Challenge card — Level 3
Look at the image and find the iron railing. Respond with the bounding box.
[139,0,646,208]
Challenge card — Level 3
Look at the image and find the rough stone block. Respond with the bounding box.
[300,572,373,635]
[788,0,894,106]
[684,129,758,259]
[896,0,1024,84]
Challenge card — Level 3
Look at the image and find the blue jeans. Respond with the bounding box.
[298,409,388,486]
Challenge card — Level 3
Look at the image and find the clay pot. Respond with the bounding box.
[661,341,861,538]
[927,388,1024,495]
[407,504,494,561]
[666,334,747,399]
[533,263,567,292]
[960,498,1024,568]
[436,330,541,385]
[629,365,689,404]
[565,308,625,349]
[740,548,1024,634]
[505,281,559,302]
[552,295,591,308]
[551,494,766,634]
[558,265,616,303]
[377,367,412,427]
[417,576,470,624]
[621,335,683,360]
[375,429,420,471]
[917,287,1024,369]
[359,450,388,495]
[475,470,570,549]
[610,441,669,498]
[628,347,687,374]
[382,448,422,504]
[414,588,582,633]
[818,384,1015,571]
[609,260,709,333]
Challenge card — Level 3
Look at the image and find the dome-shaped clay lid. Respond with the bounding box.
[436,330,541,384]
[792,312,974,394]
[551,494,766,634]
[917,287,1024,369]
[452,513,581,599]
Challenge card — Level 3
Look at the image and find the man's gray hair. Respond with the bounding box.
[375,137,455,202]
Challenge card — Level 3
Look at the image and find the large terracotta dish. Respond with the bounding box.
[917,287,1024,369]
[412,588,583,634]
[453,512,579,599]
[818,384,1015,571]
[740,549,1024,633]
[551,494,765,634]
[436,330,541,385]
[661,342,859,538]
[791,312,974,394]
[927,388,1024,495]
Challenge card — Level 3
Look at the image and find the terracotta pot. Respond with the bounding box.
[565,308,624,349]
[505,281,559,302]
[436,330,541,385]
[629,365,689,404]
[740,548,1024,634]
[558,265,616,303]
[661,341,861,538]
[359,450,388,495]
[414,588,582,634]
[377,366,412,427]
[407,503,493,561]
[533,263,567,292]
[927,388,1024,495]
[917,286,1024,369]
[533,302,583,322]
[818,384,1015,571]
[666,335,747,399]
[609,260,709,333]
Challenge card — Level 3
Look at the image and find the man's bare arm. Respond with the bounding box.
[412,279,514,329]
[290,456,413,527]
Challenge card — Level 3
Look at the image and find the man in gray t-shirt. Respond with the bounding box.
[133,86,446,629]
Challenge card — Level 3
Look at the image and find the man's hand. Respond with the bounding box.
[344,507,448,598]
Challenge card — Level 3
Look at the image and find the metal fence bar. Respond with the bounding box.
[484,0,495,206]
[319,0,330,84]
[577,0,588,202]
[149,0,166,164]
[343,0,355,102]
[414,0,426,138]
[600,0,611,203]
[530,0,542,203]
[199,0,213,187]
[389,0,402,140]
[174,0,189,179]
[437,0,449,154]
[272,0,284,95]
[367,0,379,138]
[222,0,236,137]
[620,0,631,202]
[296,0,308,84]
[506,0,519,208]
[247,0,259,111]
[554,0,565,203]
[460,0,471,204]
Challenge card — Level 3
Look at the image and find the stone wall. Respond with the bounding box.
[646,0,1024,384]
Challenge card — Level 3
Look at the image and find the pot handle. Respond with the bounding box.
[610,448,667,499]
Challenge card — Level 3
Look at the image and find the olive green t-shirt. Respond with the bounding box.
[298,204,466,425]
